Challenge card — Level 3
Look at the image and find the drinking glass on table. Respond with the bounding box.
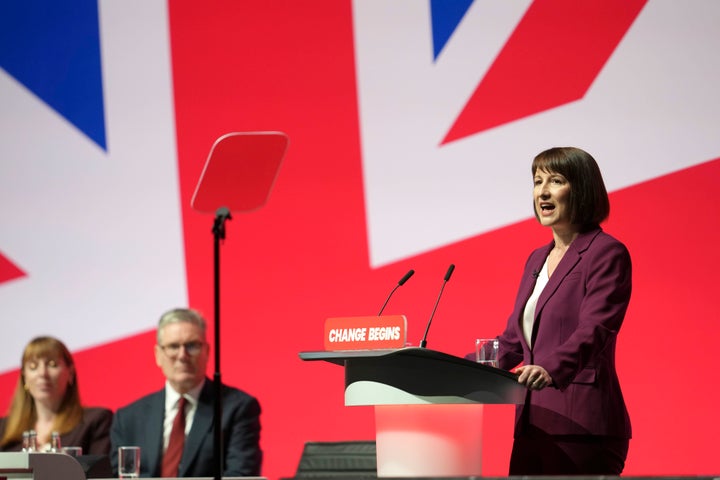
[118,446,141,478]
[61,446,83,457]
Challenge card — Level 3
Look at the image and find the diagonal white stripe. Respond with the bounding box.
[0,0,186,372]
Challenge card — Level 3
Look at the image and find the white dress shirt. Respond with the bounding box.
[162,380,204,452]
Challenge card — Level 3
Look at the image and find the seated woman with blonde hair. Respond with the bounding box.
[0,336,112,454]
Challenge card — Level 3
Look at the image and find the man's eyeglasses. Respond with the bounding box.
[158,341,206,357]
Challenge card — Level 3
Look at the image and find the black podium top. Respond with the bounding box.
[300,347,525,405]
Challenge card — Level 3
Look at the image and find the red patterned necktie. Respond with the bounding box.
[161,396,187,477]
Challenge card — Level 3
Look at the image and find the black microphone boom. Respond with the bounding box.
[419,264,455,348]
[398,269,415,286]
[444,264,455,281]
[377,269,415,316]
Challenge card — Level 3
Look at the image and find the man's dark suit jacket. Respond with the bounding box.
[0,407,113,453]
[110,379,262,477]
[498,228,632,438]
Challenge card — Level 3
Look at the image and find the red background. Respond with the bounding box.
[1,2,719,479]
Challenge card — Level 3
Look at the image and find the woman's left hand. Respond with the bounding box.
[516,364,553,390]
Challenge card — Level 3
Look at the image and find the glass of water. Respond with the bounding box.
[475,338,499,367]
[118,446,141,478]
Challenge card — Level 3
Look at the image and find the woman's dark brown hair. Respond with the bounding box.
[532,147,610,228]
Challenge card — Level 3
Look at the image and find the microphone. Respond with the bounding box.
[419,264,455,348]
[377,269,415,316]
[532,269,540,279]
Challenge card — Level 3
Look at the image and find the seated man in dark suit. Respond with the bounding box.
[110,308,262,477]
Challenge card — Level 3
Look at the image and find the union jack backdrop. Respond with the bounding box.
[2,1,719,478]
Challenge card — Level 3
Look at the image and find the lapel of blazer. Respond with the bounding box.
[146,389,166,477]
[517,243,552,350]
[533,228,601,329]
[179,379,215,476]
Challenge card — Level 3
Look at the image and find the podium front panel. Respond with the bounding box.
[375,404,484,477]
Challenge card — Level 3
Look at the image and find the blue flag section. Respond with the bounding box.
[0,0,106,149]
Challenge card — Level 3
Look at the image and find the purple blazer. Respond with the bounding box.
[498,228,632,438]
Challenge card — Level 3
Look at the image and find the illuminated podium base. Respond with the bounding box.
[300,347,525,478]
[375,404,483,477]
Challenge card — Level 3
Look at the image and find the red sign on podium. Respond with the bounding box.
[324,315,407,351]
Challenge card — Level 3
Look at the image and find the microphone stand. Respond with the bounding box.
[212,207,231,480]
[420,264,454,348]
[419,280,446,348]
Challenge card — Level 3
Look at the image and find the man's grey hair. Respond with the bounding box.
[157,308,207,344]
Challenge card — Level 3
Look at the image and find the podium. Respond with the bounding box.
[300,347,525,478]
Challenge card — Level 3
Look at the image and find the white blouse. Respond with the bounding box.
[522,256,551,348]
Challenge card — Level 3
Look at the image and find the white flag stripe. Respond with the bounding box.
[0,0,187,372]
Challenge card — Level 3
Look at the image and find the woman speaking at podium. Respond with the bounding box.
[0,336,112,454]
[497,147,632,475]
